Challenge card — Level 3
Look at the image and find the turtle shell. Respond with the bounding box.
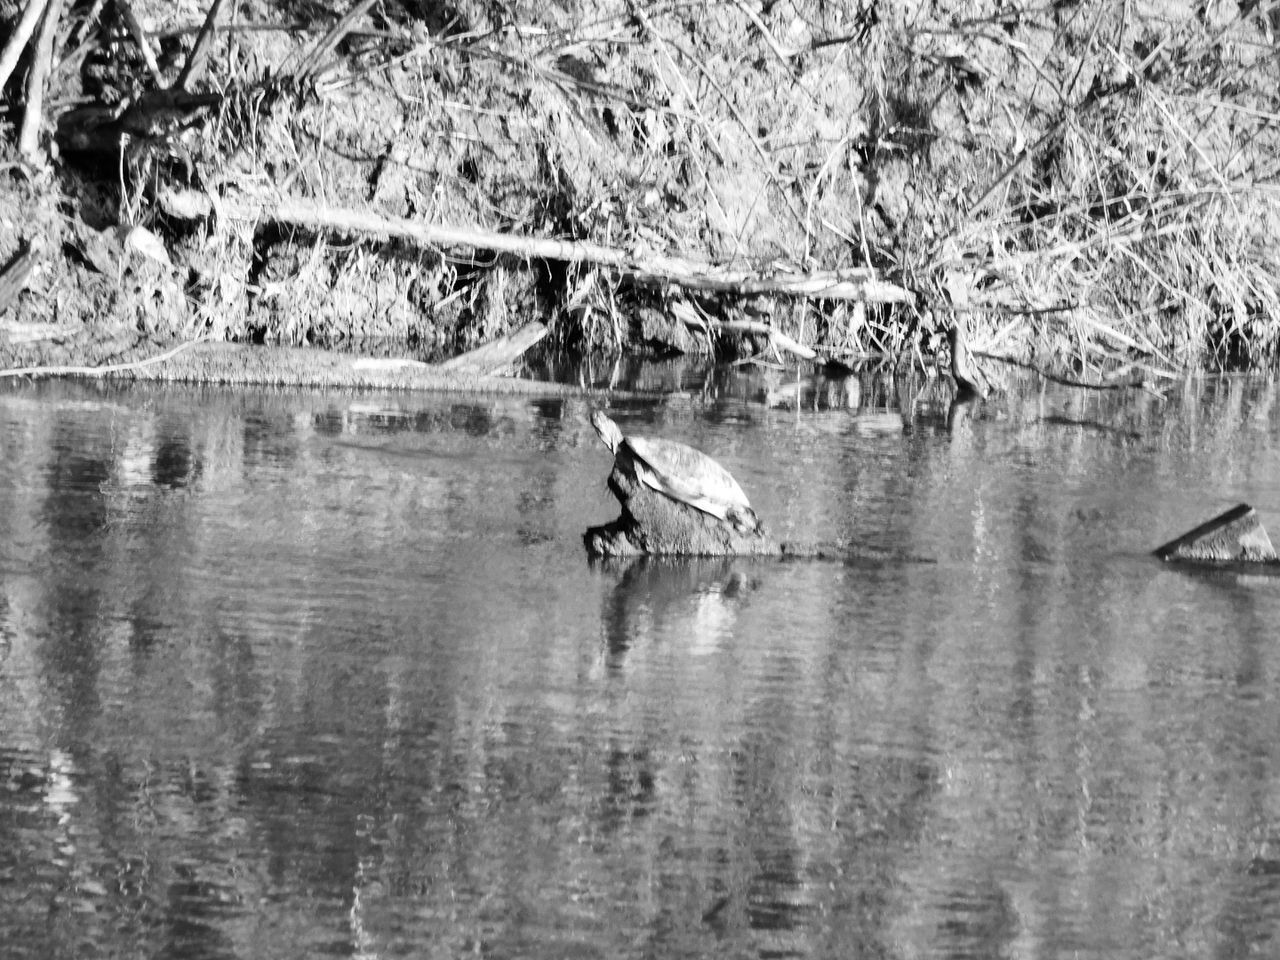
[621,435,752,521]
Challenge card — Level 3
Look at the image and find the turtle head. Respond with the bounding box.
[590,410,624,454]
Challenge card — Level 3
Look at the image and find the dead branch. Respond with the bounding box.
[0,0,48,95]
[692,316,820,362]
[116,0,162,83]
[175,0,230,91]
[0,241,41,314]
[17,0,63,158]
[730,0,801,71]
[68,0,107,48]
[293,0,379,84]
[158,188,915,305]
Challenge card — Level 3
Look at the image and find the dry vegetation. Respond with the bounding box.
[2,0,1280,378]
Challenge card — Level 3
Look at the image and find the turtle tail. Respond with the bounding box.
[590,410,624,454]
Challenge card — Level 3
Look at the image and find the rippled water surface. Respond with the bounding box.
[3,370,1280,959]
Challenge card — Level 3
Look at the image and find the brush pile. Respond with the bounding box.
[2,0,1279,376]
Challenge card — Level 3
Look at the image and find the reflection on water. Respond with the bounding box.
[2,370,1280,959]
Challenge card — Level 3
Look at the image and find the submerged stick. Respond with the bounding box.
[1154,503,1279,564]
[975,351,1157,390]
[158,188,914,304]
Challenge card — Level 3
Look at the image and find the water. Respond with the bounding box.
[2,370,1280,959]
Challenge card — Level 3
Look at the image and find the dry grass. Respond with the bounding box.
[4,0,1280,373]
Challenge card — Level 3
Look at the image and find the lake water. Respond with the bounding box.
[2,367,1280,959]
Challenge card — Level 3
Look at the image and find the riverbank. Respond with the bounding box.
[3,0,1280,382]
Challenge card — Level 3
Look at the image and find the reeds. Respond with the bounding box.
[3,0,1280,372]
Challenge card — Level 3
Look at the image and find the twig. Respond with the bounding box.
[115,0,162,83]
[0,338,208,380]
[0,241,41,313]
[294,0,378,84]
[961,116,1067,222]
[175,0,230,91]
[158,188,916,304]
[0,0,49,94]
[17,0,63,159]
[150,20,309,40]
[730,0,801,73]
[630,8,807,232]
[69,0,108,48]
[804,134,865,264]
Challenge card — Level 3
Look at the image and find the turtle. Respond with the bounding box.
[590,410,761,533]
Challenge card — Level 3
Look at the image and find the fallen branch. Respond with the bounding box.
[18,0,63,159]
[116,0,162,83]
[683,314,819,362]
[0,338,206,379]
[158,188,914,304]
[0,241,41,313]
[292,0,378,83]
[175,0,230,91]
[0,0,48,95]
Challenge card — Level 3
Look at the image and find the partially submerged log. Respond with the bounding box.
[583,465,926,562]
[438,322,548,375]
[1154,503,1279,565]
[584,463,779,558]
[0,340,586,393]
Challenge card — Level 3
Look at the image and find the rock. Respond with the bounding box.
[584,464,779,558]
[1153,503,1279,564]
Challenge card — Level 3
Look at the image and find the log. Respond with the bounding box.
[584,463,779,558]
[0,0,48,95]
[1153,503,1279,564]
[157,188,915,305]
